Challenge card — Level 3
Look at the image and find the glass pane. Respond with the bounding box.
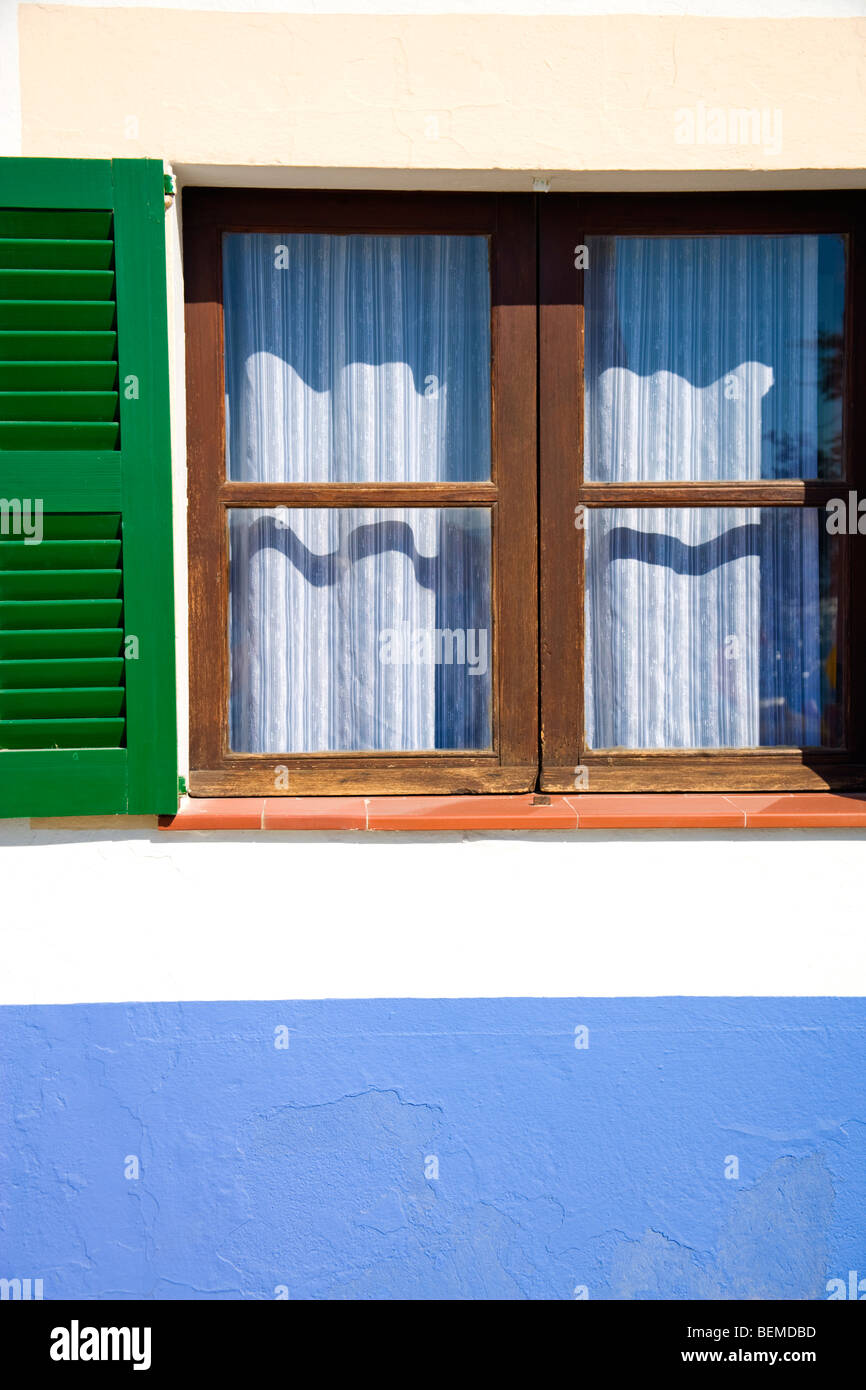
[585,235,845,481]
[229,508,492,752]
[223,234,491,482]
[584,507,843,749]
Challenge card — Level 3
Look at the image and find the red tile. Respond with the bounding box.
[366,794,577,831]
[159,791,866,833]
[160,798,264,830]
[263,797,368,830]
[565,793,745,829]
[731,792,866,828]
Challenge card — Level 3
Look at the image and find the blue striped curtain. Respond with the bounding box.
[223,234,492,753]
[584,235,840,749]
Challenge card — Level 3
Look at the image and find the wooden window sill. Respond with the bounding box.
[158,792,866,831]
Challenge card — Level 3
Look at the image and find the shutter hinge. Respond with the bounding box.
[177,774,187,796]
[163,172,176,208]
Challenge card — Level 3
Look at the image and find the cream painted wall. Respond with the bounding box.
[12,7,866,181]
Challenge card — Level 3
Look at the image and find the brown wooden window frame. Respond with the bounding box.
[185,187,866,798]
[183,189,538,796]
[539,191,866,793]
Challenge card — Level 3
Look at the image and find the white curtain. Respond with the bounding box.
[229,508,491,753]
[223,233,490,483]
[222,233,492,753]
[584,236,825,749]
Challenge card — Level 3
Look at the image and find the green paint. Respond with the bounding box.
[113,160,177,815]
[0,747,127,817]
[0,157,177,817]
[0,453,122,510]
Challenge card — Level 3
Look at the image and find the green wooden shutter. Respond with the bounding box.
[0,158,176,817]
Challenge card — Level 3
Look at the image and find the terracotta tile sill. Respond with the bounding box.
[159,791,866,832]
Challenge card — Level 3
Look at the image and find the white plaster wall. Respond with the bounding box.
[1,824,865,1003]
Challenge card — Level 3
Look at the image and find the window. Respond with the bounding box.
[540,193,865,793]
[185,189,865,796]
[184,192,537,794]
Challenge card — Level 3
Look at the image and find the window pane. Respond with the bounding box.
[229,508,492,752]
[223,234,491,482]
[585,507,842,749]
[585,235,845,481]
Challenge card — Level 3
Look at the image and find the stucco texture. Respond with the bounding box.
[1,998,863,1299]
[18,10,866,178]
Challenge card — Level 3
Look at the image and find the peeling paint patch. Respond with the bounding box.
[606,1155,834,1300]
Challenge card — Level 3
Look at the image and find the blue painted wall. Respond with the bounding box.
[1,999,864,1300]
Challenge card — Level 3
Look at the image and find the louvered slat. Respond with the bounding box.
[0,514,125,749]
[0,599,123,628]
[0,658,124,688]
[0,209,119,449]
[0,689,124,718]
[0,363,117,390]
[0,240,114,270]
[0,391,118,420]
[0,330,116,360]
[0,570,123,600]
[0,302,116,330]
[0,269,114,300]
[0,719,124,749]
[0,629,124,659]
[0,538,122,568]
[0,211,112,240]
[0,422,119,448]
